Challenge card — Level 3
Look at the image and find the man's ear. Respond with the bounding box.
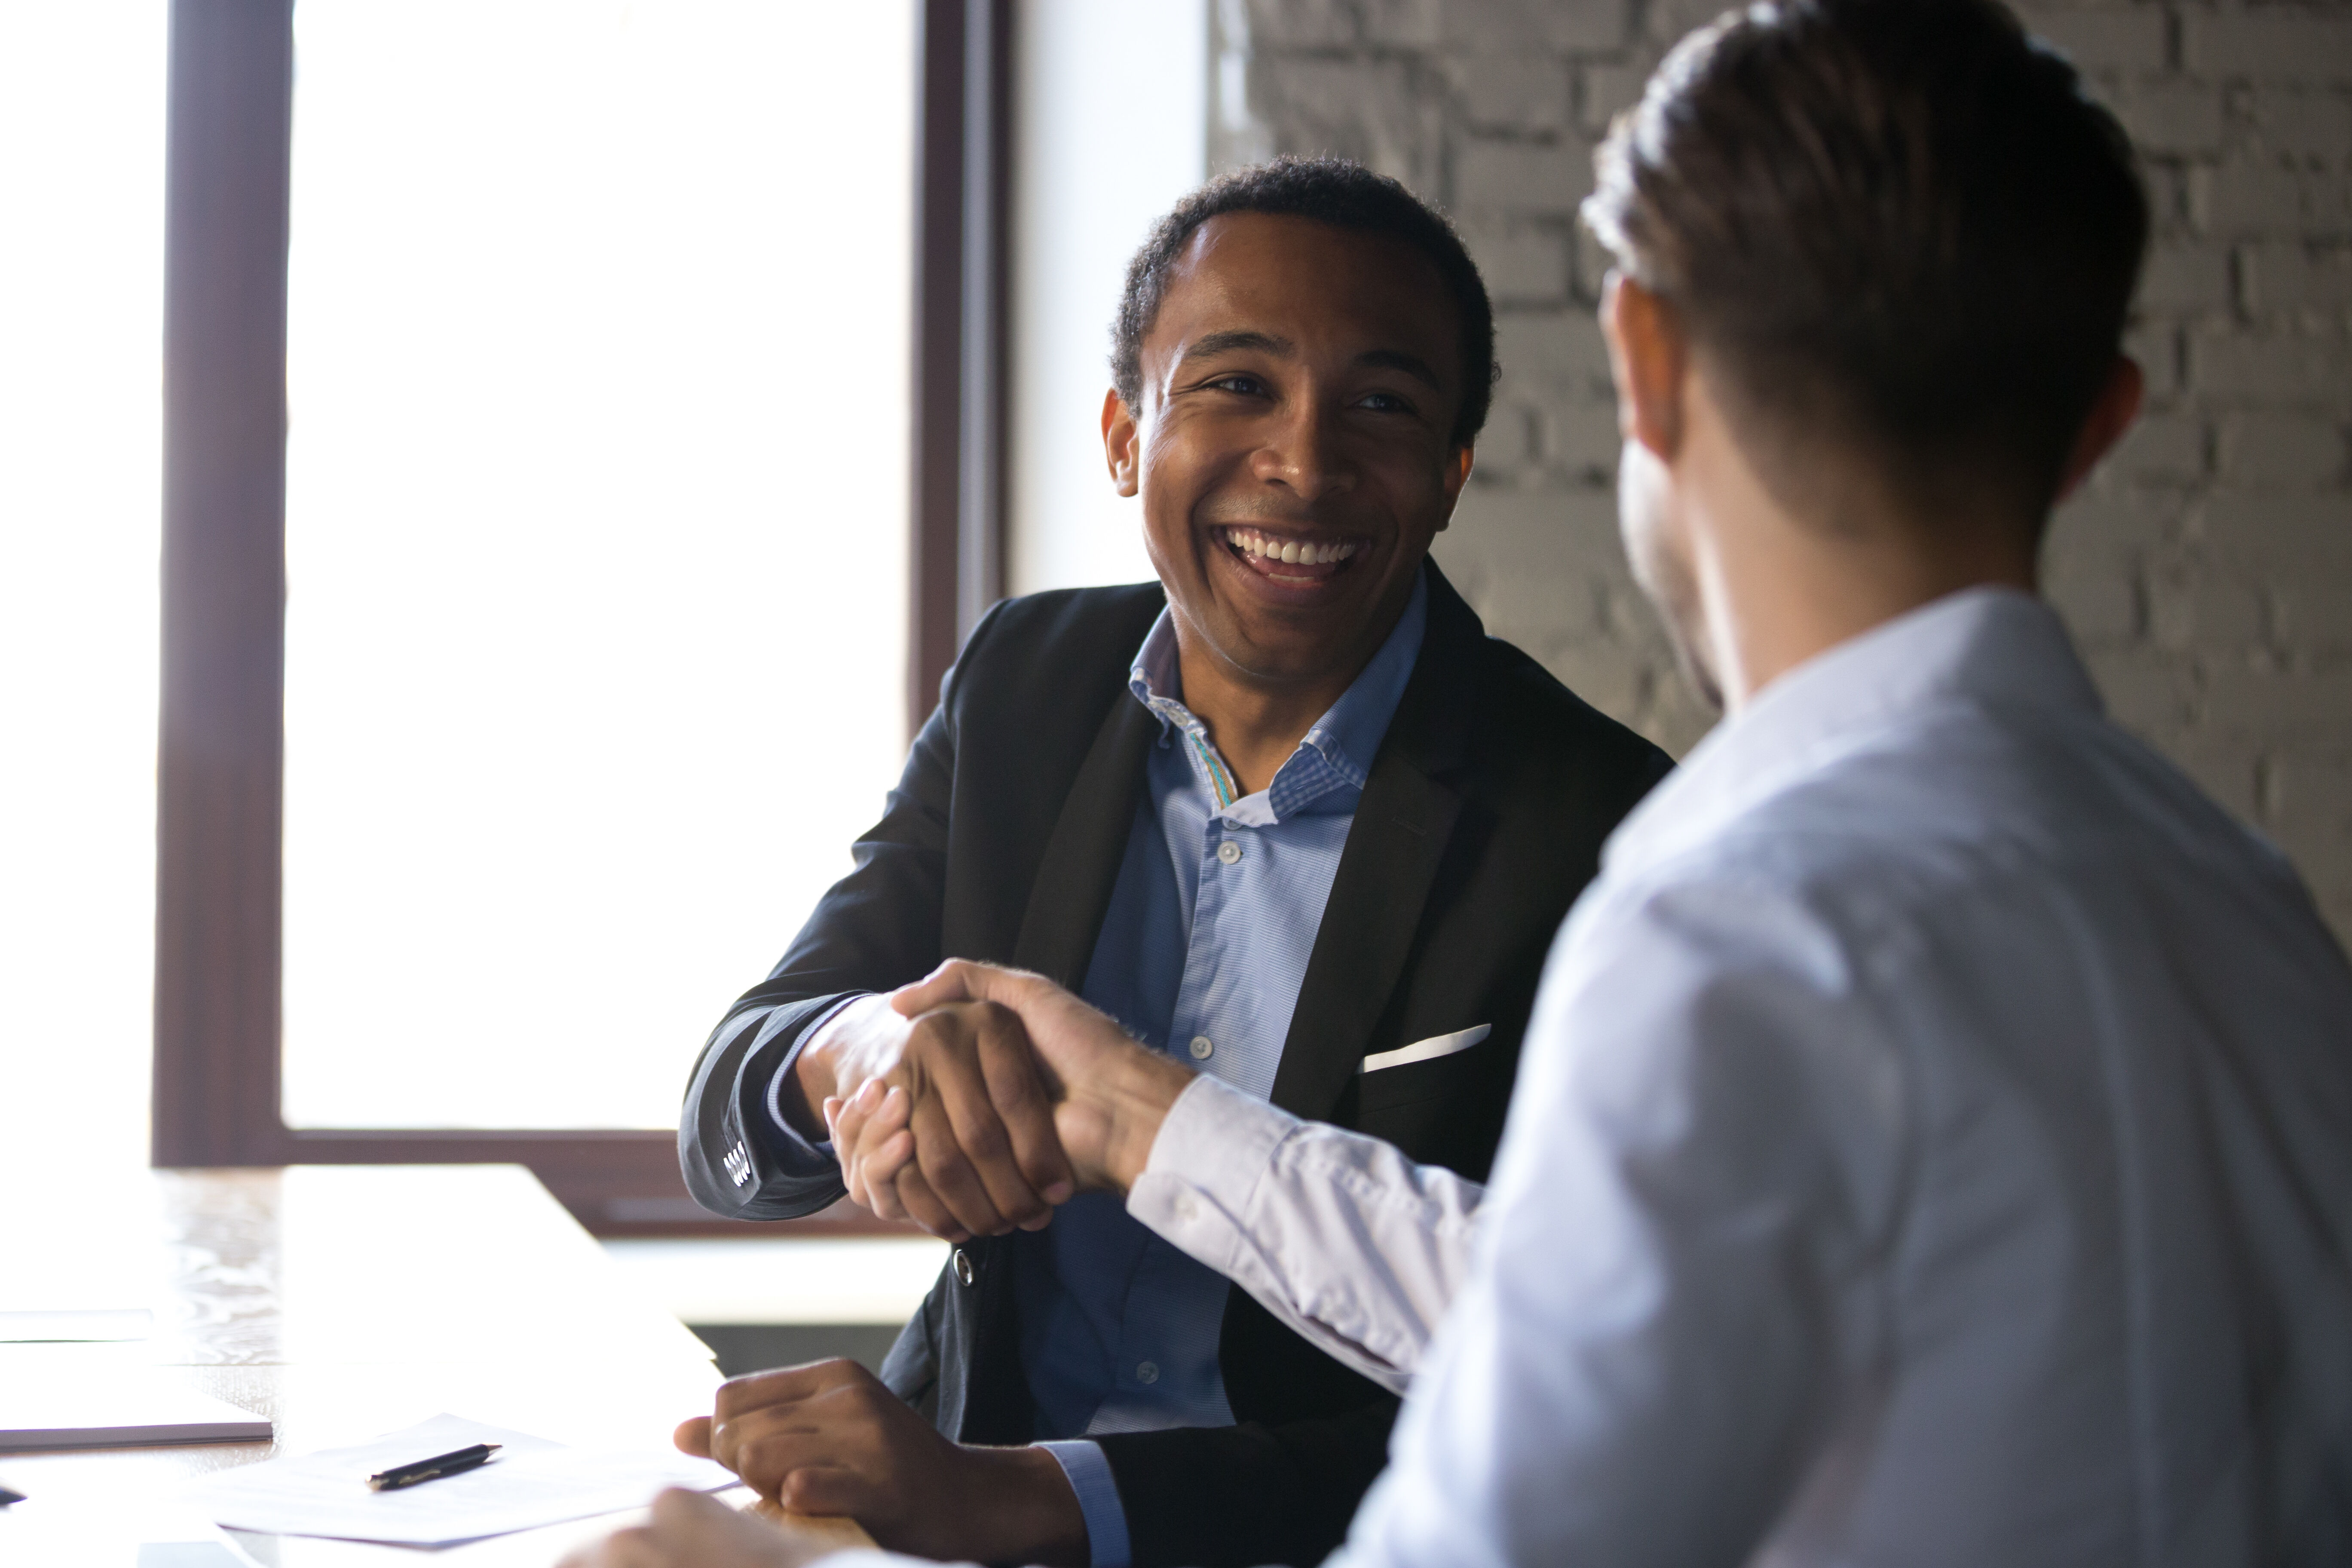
[1600,273,1687,463]
[2052,355,2144,505]
[1102,387,1140,498]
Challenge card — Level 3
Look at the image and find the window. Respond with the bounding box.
[153,0,1010,1233]
[277,0,912,1131]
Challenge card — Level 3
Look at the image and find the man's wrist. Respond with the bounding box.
[1091,1045,1196,1193]
[955,1444,1090,1568]
[783,995,878,1139]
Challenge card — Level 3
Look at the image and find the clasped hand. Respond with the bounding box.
[819,962,1187,1238]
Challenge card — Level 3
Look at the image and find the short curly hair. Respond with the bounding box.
[1111,156,1498,448]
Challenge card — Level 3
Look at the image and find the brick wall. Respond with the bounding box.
[1210,0,2352,940]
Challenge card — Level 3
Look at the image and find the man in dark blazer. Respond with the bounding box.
[677,158,1670,1568]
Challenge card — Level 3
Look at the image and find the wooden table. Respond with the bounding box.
[0,1164,772,1565]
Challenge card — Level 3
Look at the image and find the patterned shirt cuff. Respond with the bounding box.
[1036,1439,1131,1568]
[758,995,867,1178]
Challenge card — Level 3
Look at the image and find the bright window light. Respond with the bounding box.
[0,4,167,1177]
[280,1,914,1129]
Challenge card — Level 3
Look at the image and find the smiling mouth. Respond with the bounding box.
[1215,526,1367,586]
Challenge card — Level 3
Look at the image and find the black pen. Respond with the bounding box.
[366,1442,502,1491]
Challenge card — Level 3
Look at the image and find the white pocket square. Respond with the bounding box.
[1360,1024,1491,1074]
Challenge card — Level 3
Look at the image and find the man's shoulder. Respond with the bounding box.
[1439,625,1675,798]
[945,582,1167,715]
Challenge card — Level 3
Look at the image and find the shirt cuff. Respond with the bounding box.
[1125,1074,1297,1276]
[757,995,867,1178]
[1036,1439,1131,1568]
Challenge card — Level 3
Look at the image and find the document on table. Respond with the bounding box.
[193,1414,738,1547]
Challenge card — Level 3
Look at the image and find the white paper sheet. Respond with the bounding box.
[193,1414,738,1547]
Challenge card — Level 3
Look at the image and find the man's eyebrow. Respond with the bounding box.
[1176,333,1448,394]
[1359,347,1445,392]
[1179,330,1293,365]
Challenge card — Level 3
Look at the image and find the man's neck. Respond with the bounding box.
[1170,608,1401,798]
[1683,395,2040,712]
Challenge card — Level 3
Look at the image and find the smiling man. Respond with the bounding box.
[676,159,1671,1568]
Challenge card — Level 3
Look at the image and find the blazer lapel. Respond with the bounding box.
[1011,693,1158,988]
[1268,564,1482,1120]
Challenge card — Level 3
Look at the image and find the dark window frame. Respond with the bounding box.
[150,0,1009,1237]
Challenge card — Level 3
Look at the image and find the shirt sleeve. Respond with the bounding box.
[753,994,868,1178]
[1125,1074,1485,1394]
[1035,1439,1132,1568]
[1328,878,1911,1568]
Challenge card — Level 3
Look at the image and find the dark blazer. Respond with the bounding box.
[680,563,1671,1567]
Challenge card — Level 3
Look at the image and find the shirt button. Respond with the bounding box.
[1136,1361,1160,1385]
[1216,841,1242,865]
[952,1248,974,1287]
[1189,1035,1214,1060]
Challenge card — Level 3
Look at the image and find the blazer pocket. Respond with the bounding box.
[1360,1023,1490,1074]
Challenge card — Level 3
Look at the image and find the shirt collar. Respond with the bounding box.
[1128,567,1429,815]
[1604,586,2104,878]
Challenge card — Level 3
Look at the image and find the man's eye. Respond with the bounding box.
[1358,391,1414,413]
[1207,374,1265,395]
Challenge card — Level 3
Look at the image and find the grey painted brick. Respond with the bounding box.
[2185,13,2352,82]
[1449,55,1572,134]
[2244,242,2352,312]
[1362,0,1446,46]
[2046,563,2143,643]
[2086,647,2199,733]
[2201,493,2352,573]
[1493,308,1613,392]
[1547,398,1622,472]
[1580,61,1651,132]
[2118,78,2226,156]
[2274,581,2352,654]
[2128,321,2185,397]
[2107,410,2208,483]
[2250,88,2352,162]
[2202,663,2352,741]
[1440,0,1627,50]
[1233,0,1362,48]
[2193,331,2352,403]
[2221,411,2345,486]
[1455,135,1593,212]
[2019,7,2170,76]
[2148,568,2267,652]
[2137,242,2234,312]
[2196,162,2317,233]
[2049,488,2183,554]
[1465,226,1573,304]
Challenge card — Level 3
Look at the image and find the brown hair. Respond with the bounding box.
[1584,0,2149,518]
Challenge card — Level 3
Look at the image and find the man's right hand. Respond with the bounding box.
[791,993,1074,1242]
[867,962,1195,1196]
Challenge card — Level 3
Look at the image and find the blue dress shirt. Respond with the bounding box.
[766,574,1427,1567]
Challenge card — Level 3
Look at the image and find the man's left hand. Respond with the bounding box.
[674,1359,1087,1567]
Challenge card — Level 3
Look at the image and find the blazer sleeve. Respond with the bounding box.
[1095,1403,1399,1568]
[677,632,975,1221]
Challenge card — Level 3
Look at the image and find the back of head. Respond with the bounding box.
[1583,0,2150,527]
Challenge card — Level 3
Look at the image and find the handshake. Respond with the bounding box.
[799,962,1200,1241]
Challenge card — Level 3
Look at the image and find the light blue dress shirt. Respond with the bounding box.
[767,575,1426,1568]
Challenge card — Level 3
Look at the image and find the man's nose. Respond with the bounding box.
[1250,398,1356,503]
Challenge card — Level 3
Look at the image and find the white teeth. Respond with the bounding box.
[1223,529,1363,568]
